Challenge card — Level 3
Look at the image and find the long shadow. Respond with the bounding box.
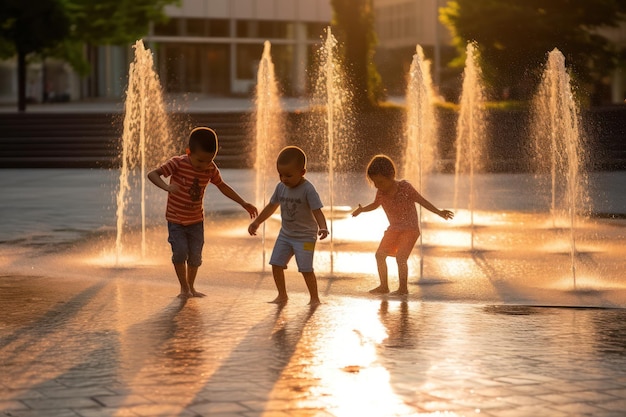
[118,297,190,375]
[0,278,109,352]
[471,250,533,303]
[187,302,319,414]
[3,295,192,412]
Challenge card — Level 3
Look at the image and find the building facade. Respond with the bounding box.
[144,0,331,97]
[0,0,623,104]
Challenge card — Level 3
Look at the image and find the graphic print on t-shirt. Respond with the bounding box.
[189,177,201,201]
[280,196,301,222]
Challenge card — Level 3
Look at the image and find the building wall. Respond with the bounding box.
[373,0,454,96]
[144,0,332,96]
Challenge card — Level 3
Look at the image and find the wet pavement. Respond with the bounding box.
[1,165,626,416]
[4,273,626,417]
[2,96,626,416]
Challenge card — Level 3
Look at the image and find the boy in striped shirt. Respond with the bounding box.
[148,127,258,298]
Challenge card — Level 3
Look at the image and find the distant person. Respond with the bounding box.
[148,127,258,298]
[248,146,328,305]
[352,154,453,296]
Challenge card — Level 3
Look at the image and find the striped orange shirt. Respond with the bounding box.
[159,155,223,225]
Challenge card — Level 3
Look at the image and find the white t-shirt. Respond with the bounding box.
[270,179,323,240]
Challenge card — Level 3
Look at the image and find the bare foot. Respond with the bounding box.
[369,286,390,294]
[390,289,408,296]
[308,298,321,306]
[191,290,206,297]
[177,292,191,299]
[269,296,288,304]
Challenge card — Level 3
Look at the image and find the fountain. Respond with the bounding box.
[531,48,589,289]
[453,42,488,251]
[253,41,285,270]
[310,27,354,274]
[115,40,174,264]
[2,37,624,314]
[403,45,438,280]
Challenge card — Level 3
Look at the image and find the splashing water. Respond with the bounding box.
[531,49,588,289]
[115,40,174,264]
[254,41,285,270]
[453,43,487,251]
[312,27,354,274]
[403,45,438,279]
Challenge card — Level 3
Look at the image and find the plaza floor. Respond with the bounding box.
[1,165,626,416]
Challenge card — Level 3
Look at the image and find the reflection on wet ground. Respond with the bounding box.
[1,169,626,415]
[3,275,626,416]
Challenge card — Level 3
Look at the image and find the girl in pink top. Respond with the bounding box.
[352,155,454,295]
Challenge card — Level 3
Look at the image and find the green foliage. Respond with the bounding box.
[0,0,177,68]
[0,0,69,57]
[58,0,177,72]
[440,0,626,100]
[331,0,384,109]
[66,0,175,45]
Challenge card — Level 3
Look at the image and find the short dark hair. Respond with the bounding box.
[189,127,218,154]
[366,154,396,179]
[277,146,307,169]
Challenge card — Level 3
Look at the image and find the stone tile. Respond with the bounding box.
[91,394,152,408]
[0,400,29,411]
[22,397,100,410]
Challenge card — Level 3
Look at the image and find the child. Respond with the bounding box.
[352,154,453,296]
[248,146,328,305]
[148,127,258,298]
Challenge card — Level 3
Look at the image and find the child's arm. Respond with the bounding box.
[215,182,258,218]
[415,193,454,220]
[351,202,380,217]
[312,208,329,240]
[147,168,181,194]
[248,202,279,235]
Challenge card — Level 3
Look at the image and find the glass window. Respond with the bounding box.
[236,44,263,78]
[258,21,291,39]
[186,18,207,37]
[237,20,257,38]
[208,19,229,37]
[307,22,327,40]
[154,18,180,36]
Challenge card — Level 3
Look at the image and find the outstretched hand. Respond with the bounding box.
[440,209,454,220]
[243,202,258,219]
[351,204,363,217]
[248,221,260,236]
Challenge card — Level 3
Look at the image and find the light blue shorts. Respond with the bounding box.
[269,233,316,273]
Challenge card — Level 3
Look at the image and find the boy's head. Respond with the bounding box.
[276,146,307,188]
[366,154,396,179]
[187,127,218,171]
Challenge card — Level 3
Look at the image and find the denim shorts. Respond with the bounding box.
[269,233,316,273]
[167,221,204,266]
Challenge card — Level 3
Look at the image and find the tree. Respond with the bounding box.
[331,0,384,110]
[0,0,69,112]
[440,0,626,101]
[0,0,177,112]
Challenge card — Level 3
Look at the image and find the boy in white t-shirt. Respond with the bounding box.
[248,146,328,305]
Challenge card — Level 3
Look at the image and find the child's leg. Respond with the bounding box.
[174,263,191,298]
[393,255,410,295]
[187,222,205,297]
[370,250,390,293]
[301,271,320,305]
[271,265,289,304]
[187,265,205,297]
[390,231,419,296]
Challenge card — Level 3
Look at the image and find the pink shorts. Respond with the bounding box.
[377,229,419,259]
